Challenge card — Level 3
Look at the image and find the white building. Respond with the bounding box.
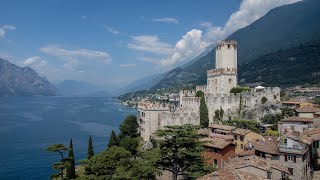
[138,40,281,141]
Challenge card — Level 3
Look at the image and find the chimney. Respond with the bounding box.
[211,171,220,180]
[265,154,272,169]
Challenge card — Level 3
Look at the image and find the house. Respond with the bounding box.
[303,128,320,170]
[295,107,320,118]
[201,137,235,169]
[278,116,313,133]
[232,128,263,154]
[197,155,290,180]
[246,136,280,160]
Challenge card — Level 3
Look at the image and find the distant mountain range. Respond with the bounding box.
[55,80,111,97]
[0,58,59,97]
[122,0,320,93]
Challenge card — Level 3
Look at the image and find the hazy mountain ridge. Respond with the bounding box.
[0,58,59,97]
[55,80,110,96]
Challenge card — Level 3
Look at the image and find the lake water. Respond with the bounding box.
[0,97,136,179]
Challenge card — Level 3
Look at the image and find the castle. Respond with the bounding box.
[138,40,280,141]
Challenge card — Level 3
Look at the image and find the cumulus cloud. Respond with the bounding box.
[0,25,16,38]
[203,0,302,43]
[159,29,207,66]
[120,63,136,68]
[23,56,45,66]
[153,17,179,24]
[105,26,120,34]
[128,35,173,55]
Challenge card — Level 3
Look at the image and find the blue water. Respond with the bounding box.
[0,97,136,179]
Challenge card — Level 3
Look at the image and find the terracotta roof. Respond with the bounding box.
[282,101,303,104]
[295,107,320,113]
[303,128,320,141]
[210,133,234,140]
[233,128,251,135]
[250,137,279,155]
[209,124,236,131]
[201,137,232,149]
[281,116,314,123]
[234,149,255,157]
[198,156,289,180]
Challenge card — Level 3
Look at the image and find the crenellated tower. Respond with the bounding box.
[207,40,237,95]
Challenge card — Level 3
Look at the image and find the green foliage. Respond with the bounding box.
[282,107,295,117]
[261,114,283,124]
[156,125,213,179]
[108,130,119,148]
[214,107,224,122]
[266,129,279,136]
[314,97,320,105]
[196,91,209,128]
[87,136,94,160]
[119,136,140,156]
[46,144,69,179]
[261,97,268,104]
[119,115,139,138]
[66,139,76,179]
[86,146,132,179]
[230,86,251,94]
[224,119,260,133]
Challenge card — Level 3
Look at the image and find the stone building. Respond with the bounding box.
[137,40,280,141]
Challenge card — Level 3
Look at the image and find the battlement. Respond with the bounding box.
[216,40,237,50]
[207,67,237,77]
[196,85,207,93]
[137,101,171,111]
[179,90,197,97]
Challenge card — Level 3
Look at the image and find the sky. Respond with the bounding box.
[0,0,301,90]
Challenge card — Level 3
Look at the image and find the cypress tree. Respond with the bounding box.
[66,138,76,179]
[108,130,119,148]
[87,136,94,159]
[196,91,209,127]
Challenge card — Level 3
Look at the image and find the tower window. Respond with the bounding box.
[229,78,232,84]
[227,44,231,49]
[215,79,217,84]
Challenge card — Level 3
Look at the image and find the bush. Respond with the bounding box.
[230,86,251,94]
[224,119,260,133]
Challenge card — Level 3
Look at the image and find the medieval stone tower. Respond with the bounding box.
[207,40,237,95]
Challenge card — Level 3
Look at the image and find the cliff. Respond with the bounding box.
[0,58,59,97]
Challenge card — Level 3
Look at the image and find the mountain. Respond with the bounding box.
[55,80,108,96]
[150,0,320,90]
[0,58,59,96]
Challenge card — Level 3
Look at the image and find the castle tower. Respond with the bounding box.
[207,40,237,95]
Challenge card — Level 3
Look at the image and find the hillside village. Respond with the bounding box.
[136,40,320,180]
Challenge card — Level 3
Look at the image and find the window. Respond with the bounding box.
[286,154,297,162]
[213,159,218,168]
[284,138,287,145]
[288,168,294,175]
[214,148,218,153]
[287,154,293,161]
[240,136,244,141]
[241,144,243,149]
[229,78,232,84]
[234,135,238,140]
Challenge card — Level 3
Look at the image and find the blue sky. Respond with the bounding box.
[0,0,301,89]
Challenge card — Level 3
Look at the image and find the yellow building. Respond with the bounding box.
[232,128,263,154]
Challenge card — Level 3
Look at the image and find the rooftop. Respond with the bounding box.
[295,107,320,113]
[248,136,279,155]
[201,137,233,149]
[233,128,251,136]
[209,124,236,131]
[303,128,320,141]
[281,116,314,123]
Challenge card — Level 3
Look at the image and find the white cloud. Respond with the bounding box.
[120,63,136,68]
[128,35,173,55]
[40,45,112,71]
[159,29,207,66]
[0,25,16,38]
[23,56,42,66]
[105,26,120,34]
[203,0,302,43]
[153,17,179,24]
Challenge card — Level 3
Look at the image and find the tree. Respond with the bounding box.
[230,86,250,94]
[87,136,94,160]
[214,107,224,122]
[119,115,139,138]
[46,144,69,179]
[86,146,132,179]
[108,130,119,148]
[261,96,268,104]
[119,136,140,156]
[130,149,161,179]
[66,139,76,179]
[196,91,209,127]
[282,107,295,117]
[155,125,213,180]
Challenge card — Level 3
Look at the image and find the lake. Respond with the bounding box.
[0,97,136,179]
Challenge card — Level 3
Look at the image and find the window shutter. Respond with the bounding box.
[285,155,287,161]
[294,155,296,163]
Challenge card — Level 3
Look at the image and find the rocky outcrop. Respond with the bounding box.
[0,58,59,97]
